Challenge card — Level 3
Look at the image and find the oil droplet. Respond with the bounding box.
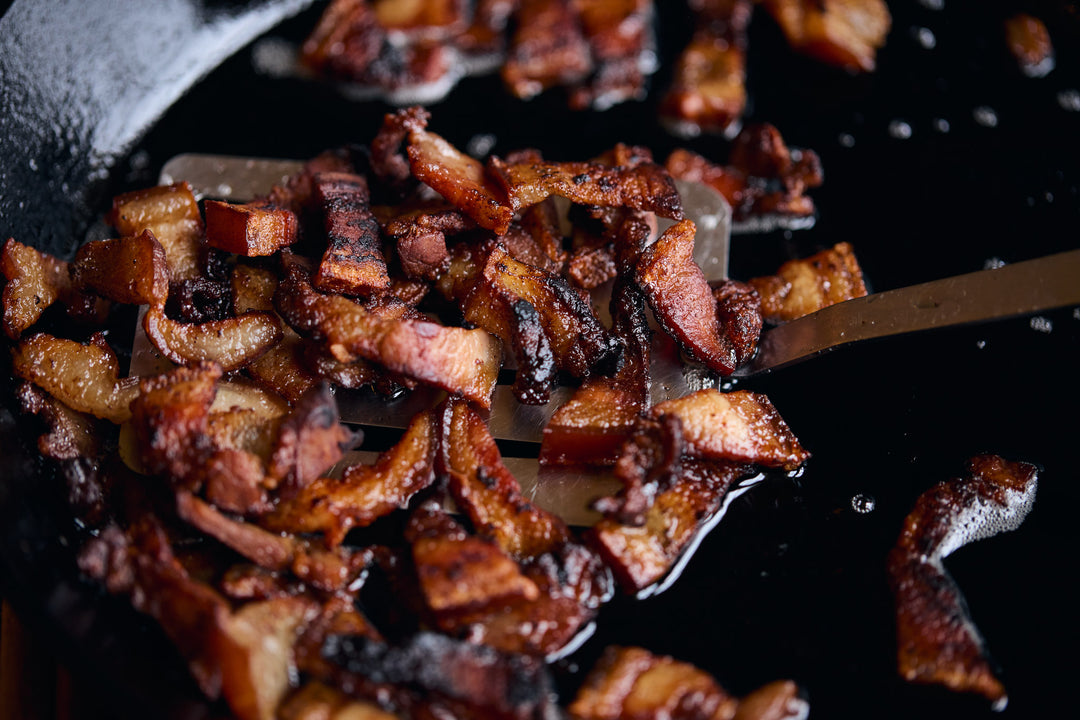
[912,27,936,49]
[982,257,1006,270]
[1073,308,1080,321]
[1058,89,1080,112]
[973,106,998,127]
[28,158,38,171]
[888,120,912,139]
[933,118,950,133]
[1030,316,1053,334]
[918,0,944,9]
[467,133,497,158]
[976,340,986,349]
[851,494,876,514]
[838,132,855,147]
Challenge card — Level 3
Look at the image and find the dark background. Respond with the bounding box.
[2,1,1079,718]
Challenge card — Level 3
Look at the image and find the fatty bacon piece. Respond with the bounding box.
[312,172,391,297]
[760,0,891,73]
[204,198,299,257]
[143,302,284,374]
[749,241,867,324]
[539,279,652,467]
[650,389,809,472]
[107,181,205,281]
[263,409,438,547]
[659,0,752,137]
[274,256,501,408]
[569,646,808,720]
[887,454,1038,708]
[636,218,757,375]
[322,631,560,720]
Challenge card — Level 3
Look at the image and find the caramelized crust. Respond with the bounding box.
[204,199,299,257]
[71,230,170,306]
[143,304,284,373]
[2,237,72,339]
[749,242,867,323]
[887,455,1039,706]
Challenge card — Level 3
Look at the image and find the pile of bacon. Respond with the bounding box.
[1,107,880,720]
[299,0,891,133]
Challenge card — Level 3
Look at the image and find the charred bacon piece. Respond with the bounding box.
[748,241,867,324]
[635,218,740,375]
[1004,14,1054,78]
[323,631,559,720]
[713,278,763,367]
[16,381,108,462]
[502,0,593,100]
[659,0,752,137]
[760,0,891,73]
[312,172,391,297]
[439,398,572,561]
[107,181,205,280]
[588,458,752,593]
[488,154,683,221]
[650,389,808,471]
[464,243,618,383]
[539,280,651,467]
[595,415,685,526]
[264,409,437,547]
[166,275,234,324]
[569,0,654,111]
[12,332,140,424]
[274,256,501,408]
[204,199,299,258]
[666,123,823,224]
[887,454,1038,707]
[383,204,474,280]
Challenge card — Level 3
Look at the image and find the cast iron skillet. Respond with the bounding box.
[2,1,1079,718]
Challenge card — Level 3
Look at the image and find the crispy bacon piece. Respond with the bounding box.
[650,389,808,471]
[384,204,474,280]
[12,332,139,423]
[635,218,740,375]
[313,172,391,296]
[748,242,867,324]
[166,275,234,323]
[2,238,109,336]
[458,0,517,56]
[70,230,170,306]
[589,459,751,592]
[264,409,437,547]
[293,596,384,683]
[204,199,299,257]
[373,0,468,36]
[541,281,651,467]
[264,382,362,496]
[502,0,593,99]
[408,501,541,616]
[760,0,891,73]
[323,631,559,720]
[143,304,283,373]
[370,107,429,198]
[569,645,739,720]
[274,258,501,408]
[1005,14,1054,77]
[887,455,1038,707]
[439,398,572,561]
[569,0,653,110]
[278,681,400,720]
[300,0,383,78]
[659,0,752,137]
[596,415,685,526]
[16,382,107,461]
[488,155,683,220]
[406,118,516,234]
[107,181,205,280]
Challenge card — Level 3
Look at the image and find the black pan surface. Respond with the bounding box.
[2,1,1079,718]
